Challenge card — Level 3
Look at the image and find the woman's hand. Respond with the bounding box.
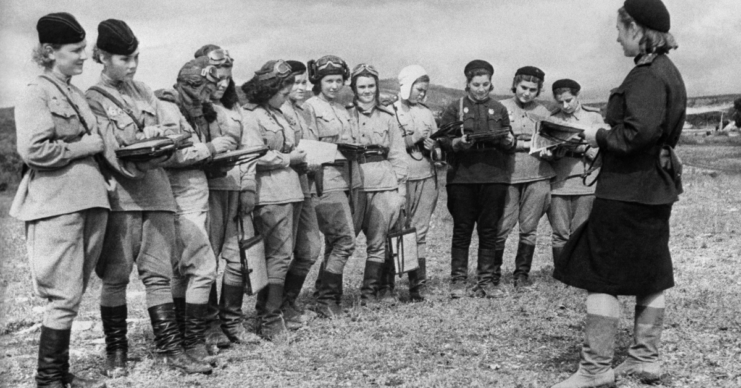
[582,126,608,148]
[515,139,531,152]
[78,133,105,156]
[239,189,257,215]
[289,149,307,166]
[452,134,473,151]
[142,125,164,139]
[423,137,436,151]
[210,136,236,154]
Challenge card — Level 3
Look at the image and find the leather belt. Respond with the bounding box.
[564,150,585,158]
[357,153,386,164]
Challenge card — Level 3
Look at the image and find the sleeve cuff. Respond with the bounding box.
[596,128,609,149]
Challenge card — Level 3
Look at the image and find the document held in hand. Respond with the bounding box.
[297,139,340,165]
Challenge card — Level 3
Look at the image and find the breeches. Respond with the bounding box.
[496,180,551,248]
[96,211,175,309]
[289,195,321,277]
[26,208,108,330]
[171,211,217,303]
[406,177,438,258]
[446,184,508,251]
[547,194,594,248]
[315,190,356,274]
[353,190,402,264]
[254,202,302,284]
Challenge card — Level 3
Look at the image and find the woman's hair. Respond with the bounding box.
[31,43,61,69]
[511,74,543,96]
[219,78,239,109]
[553,87,580,98]
[92,45,112,64]
[618,7,678,55]
[464,69,493,92]
[241,74,295,105]
[350,74,380,102]
[414,75,431,85]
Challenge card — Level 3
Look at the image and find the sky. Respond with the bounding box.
[0,0,739,108]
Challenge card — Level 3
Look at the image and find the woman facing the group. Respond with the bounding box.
[14,1,685,386]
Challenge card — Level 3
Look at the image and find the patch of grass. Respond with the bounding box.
[1,152,740,387]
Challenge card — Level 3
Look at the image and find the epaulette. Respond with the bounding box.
[345,103,355,110]
[549,106,562,116]
[376,104,394,116]
[153,88,178,104]
[582,105,601,113]
[416,101,429,109]
[378,92,399,107]
[242,102,258,111]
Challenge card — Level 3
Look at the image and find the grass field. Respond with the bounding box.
[1,148,740,387]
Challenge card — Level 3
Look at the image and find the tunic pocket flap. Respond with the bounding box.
[49,102,77,119]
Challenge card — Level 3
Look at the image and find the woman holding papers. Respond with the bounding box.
[86,19,212,375]
[390,65,441,302]
[280,60,322,329]
[241,60,305,340]
[497,66,554,290]
[13,12,108,387]
[552,0,686,386]
[346,63,408,306]
[544,79,603,265]
[438,60,517,299]
[303,55,359,317]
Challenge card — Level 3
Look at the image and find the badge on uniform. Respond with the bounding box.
[463,107,469,114]
[488,109,494,115]
[106,106,122,118]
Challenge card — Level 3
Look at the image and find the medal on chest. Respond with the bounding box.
[463,107,469,114]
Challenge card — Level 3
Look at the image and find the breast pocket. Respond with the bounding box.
[315,113,340,140]
[139,104,157,127]
[49,101,83,138]
[260,121,286,152]
[371,125,390,146]
[487,113,504,132]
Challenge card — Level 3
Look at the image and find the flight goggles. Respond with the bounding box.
[351,63,379,79]
[316,56,347,73]
[255,60,293,81]
[207,49,233,67]
[201,65,221,83]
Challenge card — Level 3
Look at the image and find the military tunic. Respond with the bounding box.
[12,73,110,330]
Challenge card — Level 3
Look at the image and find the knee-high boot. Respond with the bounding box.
[282,271,311,330]
[259,284,286,341]
[101,305,128,378]
[449,247,469,298]
[204,283,230,349]
[614,306,664,383]
[147,304,212,375]
[314,269,344,317]
[37,326,106,388]
[359,261,384,306]
[513,242,536,288]
[408,257,427,302]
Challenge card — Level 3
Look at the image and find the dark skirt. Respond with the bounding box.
[553,198,674,295]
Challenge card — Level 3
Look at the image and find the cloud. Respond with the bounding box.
[0,0,739,107]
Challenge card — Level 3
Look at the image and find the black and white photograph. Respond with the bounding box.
[0,0,740,387]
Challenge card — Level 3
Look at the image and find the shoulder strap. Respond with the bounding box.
[458,97,465,135]
[39,75,91,135]
[390,103,408,137]
[88,85,145,131]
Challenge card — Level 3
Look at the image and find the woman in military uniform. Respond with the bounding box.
[438,60,516,299]
[13,13,108,388]
[302,55,359,317]
[346,63,408,305]
[86,19,211,375]
[544,79,603,264]
[241,60,306,339]
[391,65,441,301]
[281,60,322,328]
[552,0,685,386]
[497,66,554,289]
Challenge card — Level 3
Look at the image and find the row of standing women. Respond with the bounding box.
[14,0,685,386]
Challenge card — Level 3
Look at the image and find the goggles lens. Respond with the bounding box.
[351,63,378,79]
[255,60,293,81]
[207,49,233,67]
[201,65,220,83]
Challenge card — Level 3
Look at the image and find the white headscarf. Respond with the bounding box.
[398,65,428,101]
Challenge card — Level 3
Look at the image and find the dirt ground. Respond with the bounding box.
[1,150,740,387]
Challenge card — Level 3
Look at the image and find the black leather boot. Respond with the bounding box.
[408,257,427,302]
[552,246,564,265]
[147,303,212,374]
[183,303,217,364]
[173,298,186,336]
[359,261,384,307]
[377,257,397,304]
[204,283,231,350]
[493,249,504,285]
[474,249,503,298]
[449,247,469,298]
[259,284,287,341]
[314,270,344,318]
[219,283,249,343]
[37,326,107,388]
[101,305,128,378]
[282,271,311,330]
[513,242,536,288]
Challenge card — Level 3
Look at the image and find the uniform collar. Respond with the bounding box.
[46,69,71,85]
[634,53,658,67]
[466,95,490,105]
[100,71,125,89]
